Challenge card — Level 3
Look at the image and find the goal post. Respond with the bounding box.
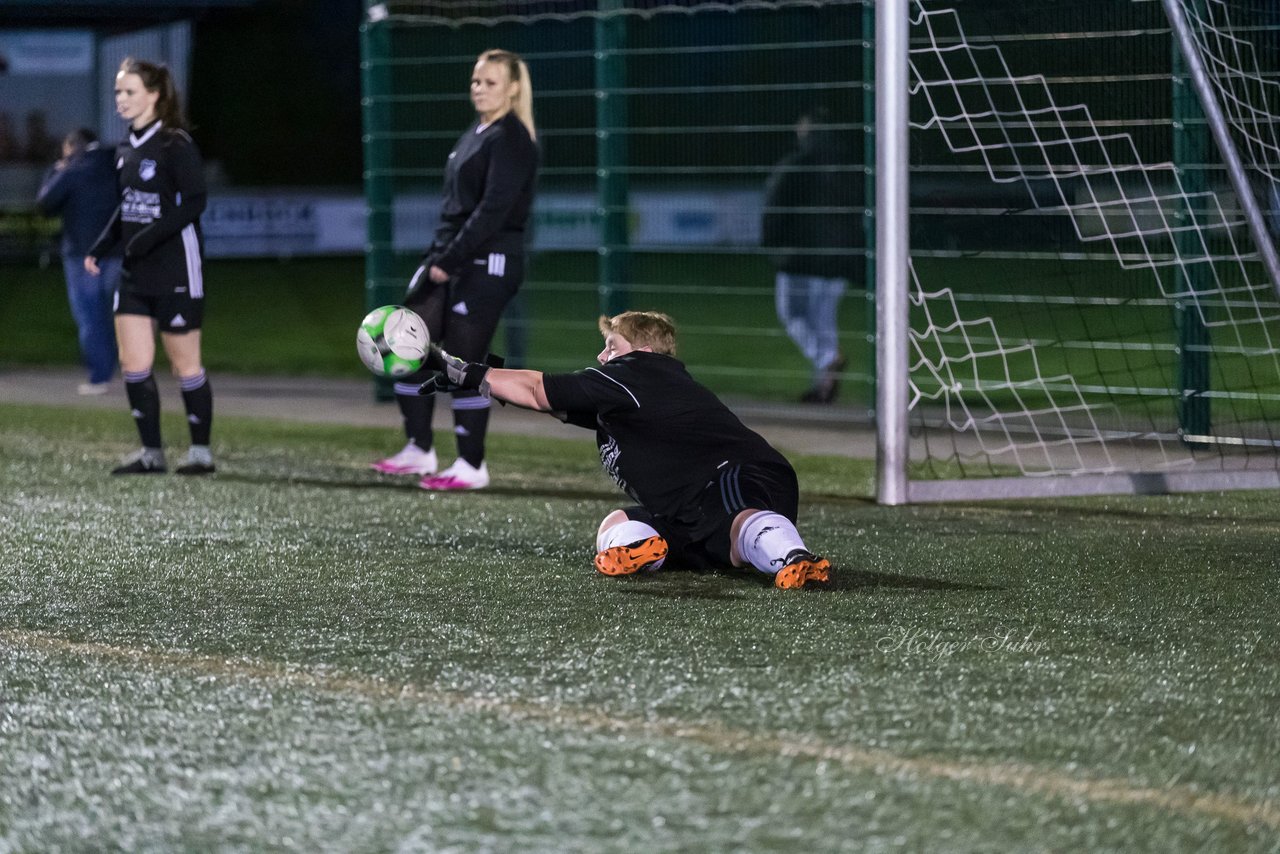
[875,0,912,506]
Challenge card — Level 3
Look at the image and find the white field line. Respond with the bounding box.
[2,629,1276,832]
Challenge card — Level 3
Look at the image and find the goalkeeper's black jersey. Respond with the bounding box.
[90,119,206,296]
[541,352,792,516]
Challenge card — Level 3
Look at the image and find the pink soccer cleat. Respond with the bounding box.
[418,459,489,491]
[371,442,437,475]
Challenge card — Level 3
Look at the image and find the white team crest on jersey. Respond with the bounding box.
[140,159,157,181]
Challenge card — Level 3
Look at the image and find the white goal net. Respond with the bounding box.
[892,0,1280,501]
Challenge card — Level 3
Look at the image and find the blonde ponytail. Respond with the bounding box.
[480,49,536,141]
[513,57,536,141]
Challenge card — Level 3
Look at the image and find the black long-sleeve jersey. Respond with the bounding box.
[424,112,538,276]
[89,120,207,296]
[541,352,794,517]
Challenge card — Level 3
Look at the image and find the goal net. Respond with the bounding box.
[893,0,1280,501]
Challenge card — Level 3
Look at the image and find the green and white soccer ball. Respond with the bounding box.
[356,305,429,377]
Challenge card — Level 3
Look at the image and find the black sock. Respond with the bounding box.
[123,369,162,449]
[453,402,490,468]
[179,370,213,446]
[394,386,434,450]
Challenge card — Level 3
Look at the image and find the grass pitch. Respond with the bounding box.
[1,403,1279,852]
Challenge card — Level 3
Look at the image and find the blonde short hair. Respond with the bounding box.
[598,311,677,356]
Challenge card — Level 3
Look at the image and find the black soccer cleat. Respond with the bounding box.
[111,450,167,476]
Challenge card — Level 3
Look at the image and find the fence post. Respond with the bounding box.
[1171,14,1212,443]
[361,4,397,400]
[862,0,877,422]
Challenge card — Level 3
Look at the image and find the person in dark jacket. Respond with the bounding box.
[761,108,860,403]
[87,58,213,476]
[371,49,539,490]
[36,128,122,395]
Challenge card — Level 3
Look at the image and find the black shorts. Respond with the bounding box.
[115,289,204,333]
[623,460,800,570]
[402,251,523,390]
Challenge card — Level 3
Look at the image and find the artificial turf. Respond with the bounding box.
[1,403,1277,851]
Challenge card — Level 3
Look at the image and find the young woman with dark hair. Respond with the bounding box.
[87,58,214,475]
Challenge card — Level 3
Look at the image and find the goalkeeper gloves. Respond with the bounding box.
[417,345,492,397]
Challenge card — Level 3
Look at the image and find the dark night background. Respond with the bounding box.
[187,0,365,187]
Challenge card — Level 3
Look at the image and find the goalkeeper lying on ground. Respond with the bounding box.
[419,310,832,590]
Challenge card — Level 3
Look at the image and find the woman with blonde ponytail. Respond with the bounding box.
[371,49,540,491]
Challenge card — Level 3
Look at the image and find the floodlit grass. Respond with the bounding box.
[2,403,1279,851]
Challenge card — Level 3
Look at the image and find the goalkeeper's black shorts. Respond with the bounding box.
[622,459,799,570]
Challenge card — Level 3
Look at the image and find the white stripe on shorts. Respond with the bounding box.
[487,252,506,277]
[407,264,427,293]
[182,224,203,298]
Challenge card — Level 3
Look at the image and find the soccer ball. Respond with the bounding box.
[356,305,429,377]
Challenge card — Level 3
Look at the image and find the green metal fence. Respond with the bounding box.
[360,0,1280,487]
[359,0,873,407]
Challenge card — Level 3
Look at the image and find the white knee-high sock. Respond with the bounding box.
[736,511,806,575]
[596,519,666,570]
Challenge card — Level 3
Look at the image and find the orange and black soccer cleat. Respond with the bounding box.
[594,535,668,576]
[773,549,832,589]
